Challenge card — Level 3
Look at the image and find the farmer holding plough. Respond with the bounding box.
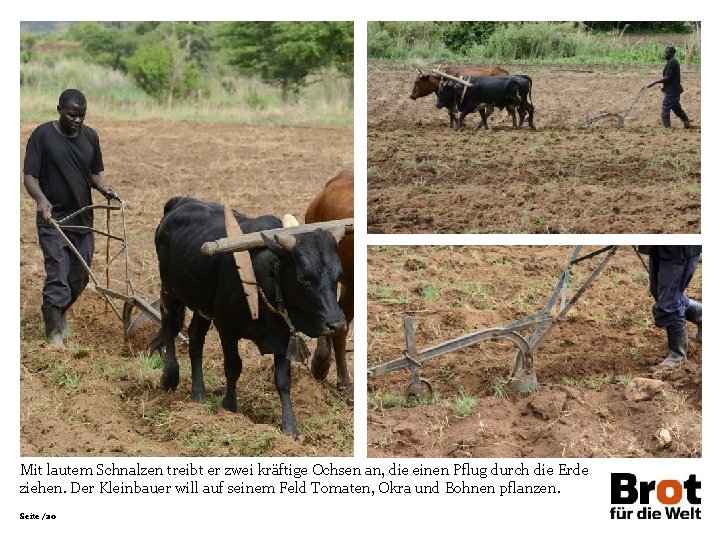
[644,46,692,129]
[23,89,119,350]
[638,246,701,372]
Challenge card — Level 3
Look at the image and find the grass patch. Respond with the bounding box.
[201,393,225,414]
[584,373,614,391]
[421,284,439,301]
[46,360,82,392]
[449,391,479,418]
[368,390,404,411]
[492,379,508,399]
[137,351,163,371]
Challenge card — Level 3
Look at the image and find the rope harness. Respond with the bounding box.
[238,261,310,364]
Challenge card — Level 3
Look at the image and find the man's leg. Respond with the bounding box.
[671,99,692,128]
[38,227,73,349]
[62,232,95,338]
[650,256,699,371]
[685,299,702,343]
[661,94,674,128]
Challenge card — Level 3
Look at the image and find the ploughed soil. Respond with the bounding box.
[367,246,702,458]
[367,64,700,233]
[20,119,354,457]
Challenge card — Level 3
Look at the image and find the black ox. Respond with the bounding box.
[436,75,535,131]
[152,196,346,438]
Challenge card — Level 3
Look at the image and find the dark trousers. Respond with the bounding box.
[661,92,689,122]
[648,253,699,329]
[38,227,94,309]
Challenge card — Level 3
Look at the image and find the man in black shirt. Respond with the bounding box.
[637,246,701,372]
[645,46,692,129]
[23,89,118,349]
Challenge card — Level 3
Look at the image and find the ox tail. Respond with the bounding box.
[517,74,533,104]
[162,196,196,216]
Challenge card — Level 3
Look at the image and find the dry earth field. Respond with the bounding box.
[367,64,700,233]
[20,119,354,457]
[367,246,702,458]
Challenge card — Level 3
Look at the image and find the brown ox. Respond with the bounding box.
[305,170,354,392]
[410,65,519,127]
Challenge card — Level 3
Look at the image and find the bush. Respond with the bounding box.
[367,21,452,60]
[124,42,208,102]
[483,22,580,60]
[439,22,499,54]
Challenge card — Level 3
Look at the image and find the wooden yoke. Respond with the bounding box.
[224,205,259,320]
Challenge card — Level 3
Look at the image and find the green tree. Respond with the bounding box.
[219,21,352,102]
[20,34,37,63]
[438,21,499,54]
[123,22,209,104]
[68,22,139,71]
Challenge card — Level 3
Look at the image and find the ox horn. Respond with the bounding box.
[330,226,345,244]
[275,234,297,251]
[282,214,299,227]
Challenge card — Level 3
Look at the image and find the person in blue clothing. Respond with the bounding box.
[638,246,701,372]
[23,89,119,350]
[645,46,692,129]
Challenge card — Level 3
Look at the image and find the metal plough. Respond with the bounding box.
[367,246,619,396]
[577,86,648,128]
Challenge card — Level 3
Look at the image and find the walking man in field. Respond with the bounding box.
[23,88,119,350]
[644,46,692,128]
[637,246,701,372]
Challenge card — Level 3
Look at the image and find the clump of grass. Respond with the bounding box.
[368,390,403,411]
[370,282,394,300]
[138,351,163,371]
[451,391,479,418]
[49,370,82,391]
[47,361,82,391]
[421,284,439,301]
[584,373,614,391]
[201,394,224,414]
[492,379,508,399]
[407,390,440,408]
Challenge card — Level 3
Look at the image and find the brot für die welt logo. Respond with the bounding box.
[610,473,701,520]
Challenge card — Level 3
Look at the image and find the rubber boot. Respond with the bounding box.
[59,308,71,339]
[678,111,692,129]
[651,326,687,372]
[685,299,702,343]
[41,305,65,350]
[662,117,671,129]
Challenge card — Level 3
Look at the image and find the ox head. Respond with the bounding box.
[261,229,346,338]
[435,80,456,110]
[410,68,440,100]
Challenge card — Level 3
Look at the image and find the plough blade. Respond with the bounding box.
[506,366,538,392]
